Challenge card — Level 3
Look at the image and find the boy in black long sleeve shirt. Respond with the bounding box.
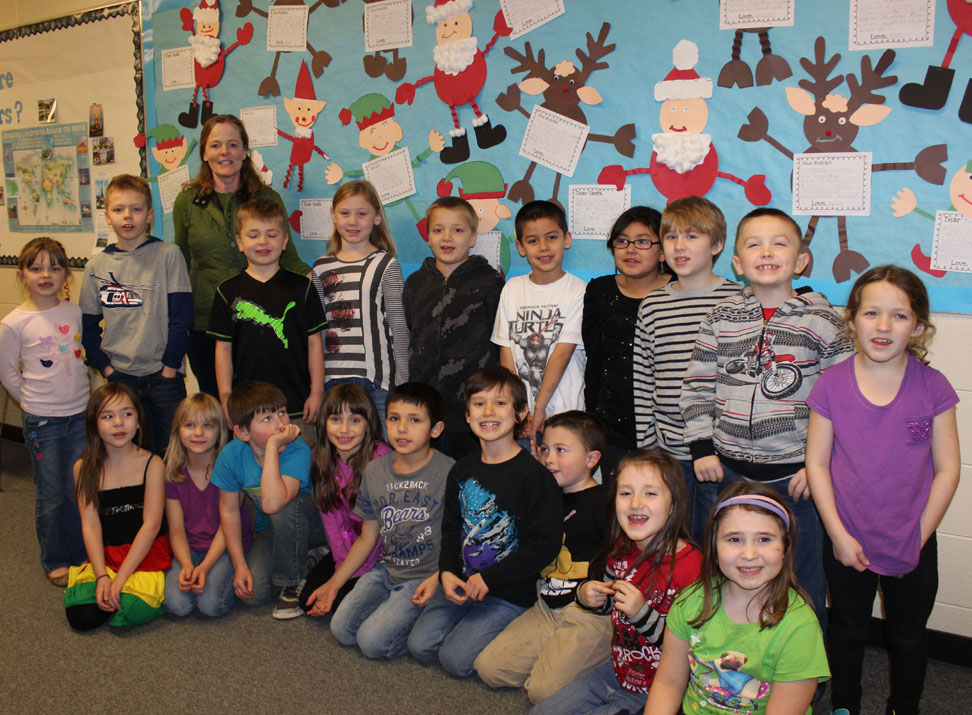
[407,367,563,677]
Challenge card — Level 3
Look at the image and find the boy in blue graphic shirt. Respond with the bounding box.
[408,366,563,677]
[208,197,326,438]
[212,381,315,620]
[317,382,454,659]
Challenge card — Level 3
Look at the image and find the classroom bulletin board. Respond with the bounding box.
[135,1,972,312]
[0,2,144,265]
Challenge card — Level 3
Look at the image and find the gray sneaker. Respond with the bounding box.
[272,585,303,620]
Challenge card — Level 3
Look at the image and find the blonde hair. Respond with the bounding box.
[426,196,479,233]
[164,393,229,483]
[327,180,396,257]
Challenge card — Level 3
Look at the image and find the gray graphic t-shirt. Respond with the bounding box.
[355,449,454,582]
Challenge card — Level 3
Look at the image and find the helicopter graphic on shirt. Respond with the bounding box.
[95,272,154,308]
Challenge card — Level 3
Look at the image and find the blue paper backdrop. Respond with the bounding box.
[141,0,972,312]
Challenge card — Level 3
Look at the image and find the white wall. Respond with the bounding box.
[1,0,969,640]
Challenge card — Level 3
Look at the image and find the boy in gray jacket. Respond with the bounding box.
[81,174,192,454]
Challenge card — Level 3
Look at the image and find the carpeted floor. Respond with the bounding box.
[1,437,969,714]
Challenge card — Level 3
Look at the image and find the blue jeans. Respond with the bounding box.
[244,490,313,589]
[21,411,87,572]
[107,369,186,456]
[330,564,426,659]
[705,463,827,630]
[239,528,275,606]
[679,459,719,545]
[164,550,237,617]
[407,589,526,676]
[529,661,646,715]
[325,378,387,426]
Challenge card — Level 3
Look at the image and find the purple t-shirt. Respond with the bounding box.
[166,469,253,554]
[807,353,957,576]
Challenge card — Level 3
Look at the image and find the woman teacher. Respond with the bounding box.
[173,114,310,397]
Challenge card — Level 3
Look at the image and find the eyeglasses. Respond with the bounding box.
[611,238,660,250]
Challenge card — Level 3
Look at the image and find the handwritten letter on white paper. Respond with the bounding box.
[471,231,503,271]
[161,47,195,91]
[158,165,190,215]
[364,0,413,52]
[569,185,633,240]
[300,198,334,240]
[363,148,416,205]
[850,0,934,50]
[793,153,872,216]
[519,106,590,178]
[500,0,566,39]
[267,5,309,52]
[932,211,972,273]
[720,0,794,29]
[240,106,279,148]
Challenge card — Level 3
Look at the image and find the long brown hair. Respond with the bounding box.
[311,384,385,513]
[687,481,809,631]
[75,383,145,509]
[164,393,228,483]
[184,114,264,199]
[844,264,934,363]
[590,449,692,593]
[327,180,396,257]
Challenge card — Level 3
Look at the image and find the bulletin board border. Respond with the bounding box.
[0,1,146,179]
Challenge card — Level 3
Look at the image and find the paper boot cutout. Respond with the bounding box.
[900,65,955,110]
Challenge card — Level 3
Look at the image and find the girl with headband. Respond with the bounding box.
[645,481,830,714]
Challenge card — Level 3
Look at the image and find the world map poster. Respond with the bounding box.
[2,122,93,233]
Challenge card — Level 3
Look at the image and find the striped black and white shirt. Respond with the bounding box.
[311,250,409,390]
[632,277,741,460]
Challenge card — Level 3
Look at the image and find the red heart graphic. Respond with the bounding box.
[58,324,70,334]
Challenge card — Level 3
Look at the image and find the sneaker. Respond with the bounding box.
[272,585,303,620]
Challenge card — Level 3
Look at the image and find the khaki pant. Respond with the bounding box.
[473,598,613,705]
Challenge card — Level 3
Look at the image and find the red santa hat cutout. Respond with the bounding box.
[654,40,713,101]
[426,0,473,24]
[293,60,317,100]
[194,0,219,23]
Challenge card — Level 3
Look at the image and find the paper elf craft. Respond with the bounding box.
[362,0,411,81]
[395,0,512,164]
[133,124,197,181]
[899,0,972,124]
[326,93,443,231]
[277,60,330,191]
[598,40,770,208]
[235,0,338,97]
[179,0,254,128]
[892,159,972,277]
[737,36,948,282]
[434,160,514,273]
[718,28,792,89]
[495,23,635,208]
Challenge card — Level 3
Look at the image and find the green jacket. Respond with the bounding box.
[173,184,311,331]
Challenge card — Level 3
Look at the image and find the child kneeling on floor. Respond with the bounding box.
[322,382,454,658]
[475,410,613,704]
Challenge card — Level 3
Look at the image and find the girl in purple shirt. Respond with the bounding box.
[806,265,960,715]
[164,393,252,617]
[301,384,390,615]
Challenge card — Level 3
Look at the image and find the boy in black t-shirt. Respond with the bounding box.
[407,366,563,678]
[474,410,612,704]
[209,198,326,442]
